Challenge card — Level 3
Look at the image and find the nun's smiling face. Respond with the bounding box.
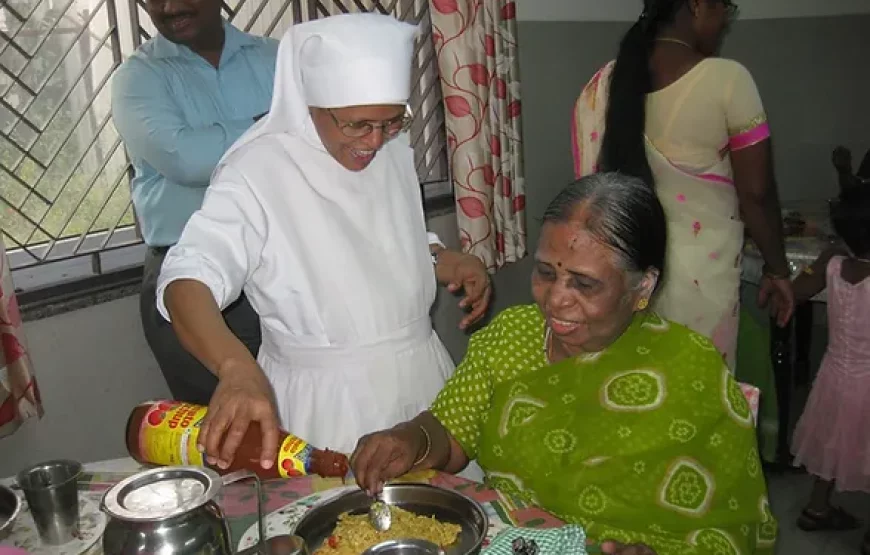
[310,104,408,172]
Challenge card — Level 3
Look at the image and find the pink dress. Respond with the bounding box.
[792,256,870,492]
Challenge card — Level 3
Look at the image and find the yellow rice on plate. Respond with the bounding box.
[315,506,462,554]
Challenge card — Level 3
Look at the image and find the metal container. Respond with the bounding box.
[16,459,82,545]
[0,484,22,541]
[293,483,488,555]
[100,466,268,555]
[363,539,443,555]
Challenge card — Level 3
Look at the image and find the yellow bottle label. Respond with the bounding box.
[139,402,207,467]
[278,434,314,478]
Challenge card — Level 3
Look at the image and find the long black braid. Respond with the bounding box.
[599,0,687,188]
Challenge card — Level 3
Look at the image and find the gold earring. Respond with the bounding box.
[637,298,649,310]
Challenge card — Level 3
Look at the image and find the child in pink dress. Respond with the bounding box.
[791,186,870,551]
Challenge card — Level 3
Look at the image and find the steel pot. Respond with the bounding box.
[100,466,273,555]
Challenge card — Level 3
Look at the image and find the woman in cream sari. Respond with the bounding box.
[572,0,793,368]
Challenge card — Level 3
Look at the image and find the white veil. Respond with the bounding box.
[217,12,418,169]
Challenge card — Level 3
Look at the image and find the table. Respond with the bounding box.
[3,458,564,554]
[741,231,840,466]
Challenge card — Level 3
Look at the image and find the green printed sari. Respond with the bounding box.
[431,305,776,555]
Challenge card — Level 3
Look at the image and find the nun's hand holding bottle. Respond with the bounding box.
[198,358,281,471]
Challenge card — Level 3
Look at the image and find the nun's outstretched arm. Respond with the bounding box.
[156,169,279,470]
[165,280,279,471]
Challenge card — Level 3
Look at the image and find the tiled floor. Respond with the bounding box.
[769,470,869,554]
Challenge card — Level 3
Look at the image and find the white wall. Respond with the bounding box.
[517,0,870,21]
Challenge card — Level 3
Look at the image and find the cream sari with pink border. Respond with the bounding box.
[572,61,770,369]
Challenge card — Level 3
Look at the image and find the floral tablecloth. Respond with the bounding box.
[5,460,564,554]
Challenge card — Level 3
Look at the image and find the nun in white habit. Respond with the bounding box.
[156,13,490,474]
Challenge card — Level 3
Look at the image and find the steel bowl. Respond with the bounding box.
[363,538,443,554]
[293,484,487,555]
[0,484,22,540]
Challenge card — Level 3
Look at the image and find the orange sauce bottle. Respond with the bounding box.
[126,400,348,479]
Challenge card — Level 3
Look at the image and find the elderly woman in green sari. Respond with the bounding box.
[351,173,776,555]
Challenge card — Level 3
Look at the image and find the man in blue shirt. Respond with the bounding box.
[112,0,277,404]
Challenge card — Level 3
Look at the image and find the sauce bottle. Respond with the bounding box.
[126,400,348,479]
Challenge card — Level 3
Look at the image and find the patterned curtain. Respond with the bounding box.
[430,0,526,270]
[0,237,43,438]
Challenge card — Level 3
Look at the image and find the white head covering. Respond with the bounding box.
[220,12,418,165]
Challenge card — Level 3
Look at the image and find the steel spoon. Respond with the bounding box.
[367,492,391,532]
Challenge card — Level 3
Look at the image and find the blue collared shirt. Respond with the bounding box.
[112,22,278,247]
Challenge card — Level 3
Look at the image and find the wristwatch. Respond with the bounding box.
[431,249,439,266]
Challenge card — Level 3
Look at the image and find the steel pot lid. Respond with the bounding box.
[101,466,222,523]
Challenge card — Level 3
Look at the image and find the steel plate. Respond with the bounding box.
[293,484,487,555]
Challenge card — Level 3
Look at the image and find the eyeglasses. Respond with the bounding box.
[326,108,412,139]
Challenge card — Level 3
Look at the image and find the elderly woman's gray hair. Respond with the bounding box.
[542,172,667,289]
